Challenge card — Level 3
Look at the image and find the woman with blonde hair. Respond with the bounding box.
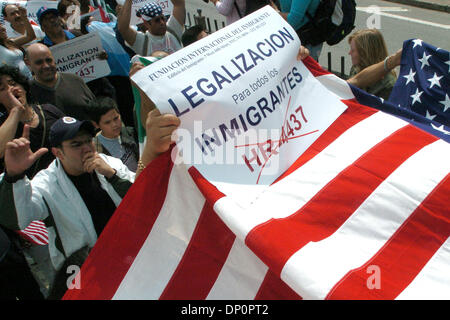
[347,29,397,100]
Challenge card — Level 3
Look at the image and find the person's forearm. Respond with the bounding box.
[347,51,401,89]
[347,61,388,89]
[135,142,161,179]
[171,0,186,27]
[106,173,133,197]
[0,109,21,158]
[12,18,36,47]
[117,0,135,44]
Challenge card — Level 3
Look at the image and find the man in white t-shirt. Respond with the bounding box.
[117,0,185,55]
[2,3,45,46]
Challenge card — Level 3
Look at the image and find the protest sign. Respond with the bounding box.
[131,6,348,200]
[50,32,111,82]
[24,0,58,22]
[128,0,173,26]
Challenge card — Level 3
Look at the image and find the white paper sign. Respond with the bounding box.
[50,32,111,82]
[23,0,58,22]
[130,0,173,26]
[131,6,348,192]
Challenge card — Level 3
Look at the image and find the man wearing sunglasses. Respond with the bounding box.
[118,0,186,55]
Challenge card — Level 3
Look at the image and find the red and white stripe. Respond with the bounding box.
[63,57,450,300]
[17,220,49,246]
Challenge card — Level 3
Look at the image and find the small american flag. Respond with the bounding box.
[16,220,49,246]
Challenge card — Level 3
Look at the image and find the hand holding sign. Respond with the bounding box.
[141,108,180,163]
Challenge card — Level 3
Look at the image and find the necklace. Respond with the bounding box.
[22,109,36,123]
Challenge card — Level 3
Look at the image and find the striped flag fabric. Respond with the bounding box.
[63,55,450,300]
[16,220,48,246]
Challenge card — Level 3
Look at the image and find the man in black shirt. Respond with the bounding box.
[0,117,135,298]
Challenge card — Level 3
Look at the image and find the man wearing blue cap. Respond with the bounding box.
[0,116,135,297]
[36,6,77,46]
[118,0,186,55]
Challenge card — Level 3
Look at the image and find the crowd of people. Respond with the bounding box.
[0,0,403,300]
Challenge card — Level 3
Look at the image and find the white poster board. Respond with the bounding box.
[50,32,111,82]
[23,0,58,22]
[131,6,348,197]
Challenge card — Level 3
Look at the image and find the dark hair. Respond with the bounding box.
[181,25,205,47]
[0,65,31,109]
[86,96,120,124]
[57,0,72,17]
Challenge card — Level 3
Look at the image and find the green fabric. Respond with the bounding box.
[131,57,157,144]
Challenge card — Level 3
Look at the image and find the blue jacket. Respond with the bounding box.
[279,0,320,30]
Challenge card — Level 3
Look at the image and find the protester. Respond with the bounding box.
[181,24,208,47]
[24,43,95,121]
[347,48,402,94]
[347,29,398,100]
[117,0,186,55]
[0,117,136,298]
[296,42,402,96]
[0,13,34,79]
[2,3,45,46]
[87,96,139,172]
[278,0,323,61]
[208,0,246,25]
[36,6,116,99]
[0,65,65,178]
[36,6,79,46]
[113,3,137,59]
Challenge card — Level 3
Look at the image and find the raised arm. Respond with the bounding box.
[0,87,25,158]
[117,0,138,46]
[0,125,49,230]
[347,49,402,89]
[0,108,22,159]
[171,0,186,27]
[10,6,36,47]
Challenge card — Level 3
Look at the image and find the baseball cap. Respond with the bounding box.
[36,6,59,25]
[49,117,96,147]
[136,3,163,21]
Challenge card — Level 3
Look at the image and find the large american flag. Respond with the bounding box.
[389,39,449,137]
[63,54,450,300]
